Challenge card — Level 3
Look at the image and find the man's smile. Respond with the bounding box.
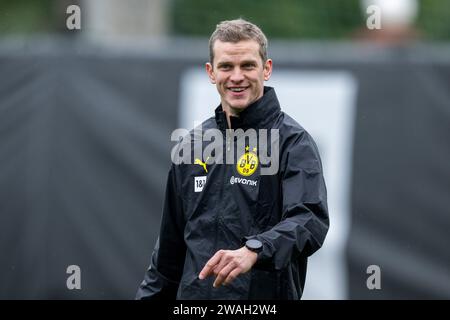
[227,86,249,95]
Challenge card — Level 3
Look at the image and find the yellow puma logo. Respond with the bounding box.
[194,157,209,173]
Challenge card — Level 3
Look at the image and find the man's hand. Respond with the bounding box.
[198,247,258,287]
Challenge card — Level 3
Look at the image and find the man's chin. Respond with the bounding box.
[227,100,251,111]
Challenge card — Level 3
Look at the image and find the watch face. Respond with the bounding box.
[246,239,262,250]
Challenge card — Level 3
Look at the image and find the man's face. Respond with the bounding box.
[206,40,272,115]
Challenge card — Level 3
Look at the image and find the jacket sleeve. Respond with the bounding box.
[135,165,187,299]
[248,131,329,270]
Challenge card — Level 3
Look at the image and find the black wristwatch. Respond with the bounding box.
[245,239,263,253]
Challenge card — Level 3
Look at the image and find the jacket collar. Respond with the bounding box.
[214,86,281,130]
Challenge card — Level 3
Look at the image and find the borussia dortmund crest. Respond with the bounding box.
[236,146,258,177]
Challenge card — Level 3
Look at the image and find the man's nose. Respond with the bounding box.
[229,68,244,82]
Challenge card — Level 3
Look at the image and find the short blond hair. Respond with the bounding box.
[209,18,268,64]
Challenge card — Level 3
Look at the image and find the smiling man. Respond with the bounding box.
[136,19,329,300]
[206,37,272,126]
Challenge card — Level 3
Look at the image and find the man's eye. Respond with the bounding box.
[220,65,231,70]
[243,64,255,69]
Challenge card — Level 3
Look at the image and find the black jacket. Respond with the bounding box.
[136,87,329,300]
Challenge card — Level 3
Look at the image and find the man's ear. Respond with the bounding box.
[206,63,216,84]
[263,59,273,81]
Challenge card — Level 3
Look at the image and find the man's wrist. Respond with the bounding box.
[243,247,258,266]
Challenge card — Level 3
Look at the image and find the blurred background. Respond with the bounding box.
[1,0,449,299]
